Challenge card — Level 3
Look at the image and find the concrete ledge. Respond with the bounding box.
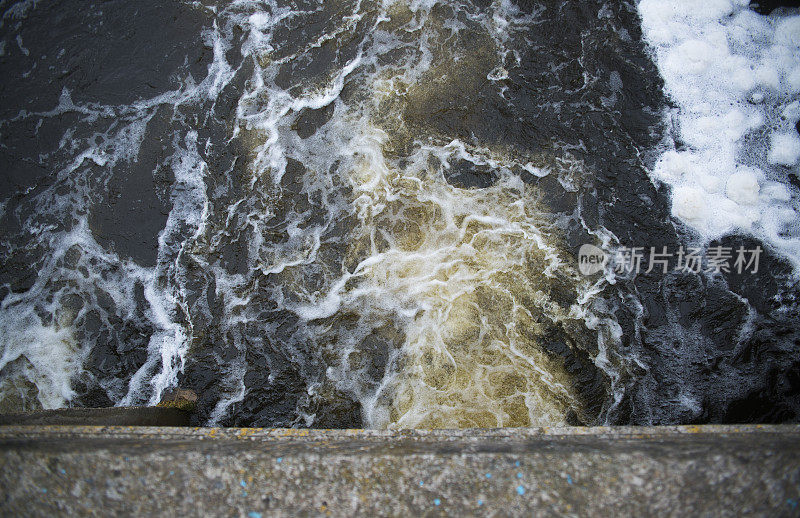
[1,425,799,516]
[0,389,197,427]
[0,407,193,427]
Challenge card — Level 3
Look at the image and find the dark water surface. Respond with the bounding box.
[1,0,798,428]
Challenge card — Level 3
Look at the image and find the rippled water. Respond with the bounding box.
[1,0,799,428]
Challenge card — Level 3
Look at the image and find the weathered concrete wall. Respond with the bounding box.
[1,425,799,517]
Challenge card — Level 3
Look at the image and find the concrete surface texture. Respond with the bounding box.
[0,425,799,517]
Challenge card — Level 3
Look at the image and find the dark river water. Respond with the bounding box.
[1,0,799,428]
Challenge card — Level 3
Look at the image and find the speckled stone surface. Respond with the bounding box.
[1,425,799,517]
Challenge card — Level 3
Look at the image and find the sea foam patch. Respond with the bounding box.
[638,0,800,268]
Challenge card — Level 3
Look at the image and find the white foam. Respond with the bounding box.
[774,16,800,47]
[0,305,79,409]
[638,0,800,269]
[768,131,800,166]
[726,167,761,205]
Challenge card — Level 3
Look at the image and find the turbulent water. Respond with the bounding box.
[0,0,799,428]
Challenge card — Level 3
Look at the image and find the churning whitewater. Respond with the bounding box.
[0,0,799,428]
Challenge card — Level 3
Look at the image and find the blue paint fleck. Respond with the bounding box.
[276,457,282,463]
[477,499,483,506]
[59,468,66,475]
[567,475,573,485]
[248,512,263,518]
[788,498,798,509]
[516,485,525,496]
[41,488,47,494]
[515,461,520,467]
[241,491,248,497]
[485,473,492,479]
[517,473,523,479]
[434,498,441,506]
[419,481,424,487]
[169,471,174,476]
[240,480,247,488]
